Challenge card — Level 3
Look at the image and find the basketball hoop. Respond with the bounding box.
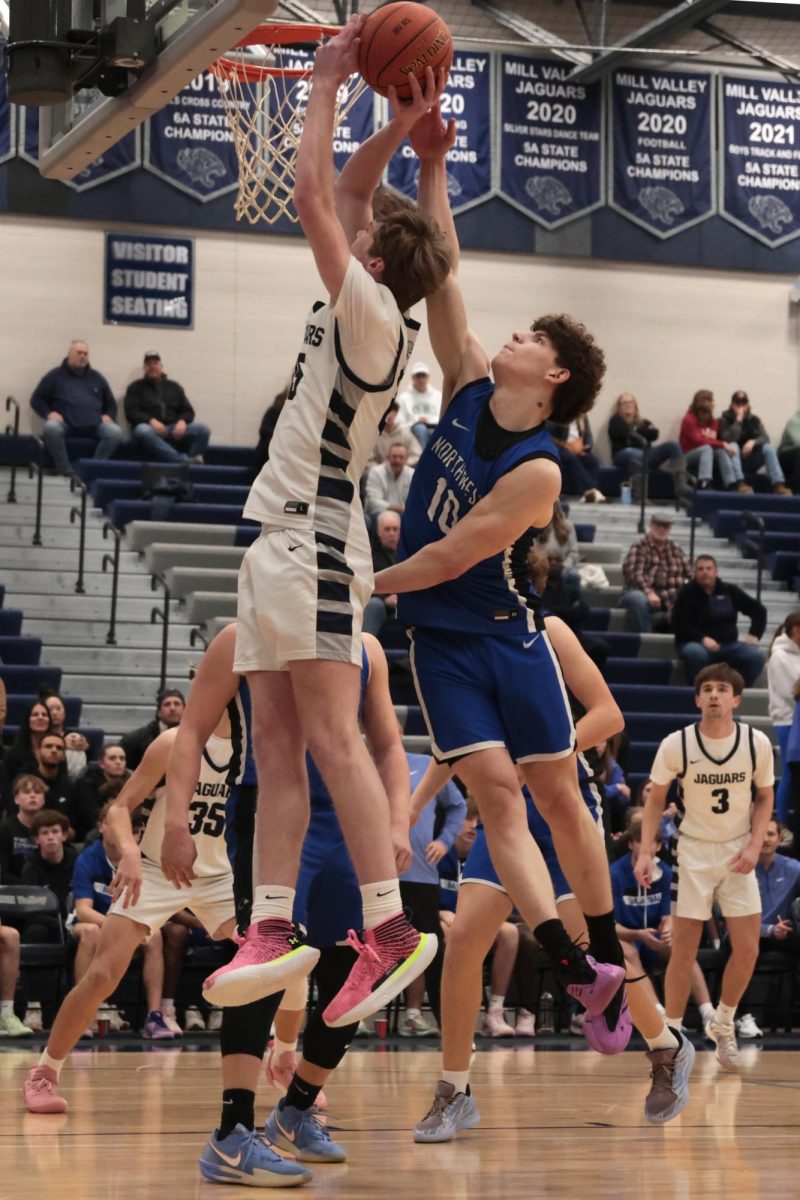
[212,23,368,226]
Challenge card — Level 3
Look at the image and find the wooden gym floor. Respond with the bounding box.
[2,1042,799,1199]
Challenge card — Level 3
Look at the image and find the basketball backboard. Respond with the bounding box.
[38,0,276,181]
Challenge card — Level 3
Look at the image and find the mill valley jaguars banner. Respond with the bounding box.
[20,98,139,190]
[105,233,194,328]
[388,52,492,213]
[499,55,603,228]
[610,69,714,238]
[720,75,800,247]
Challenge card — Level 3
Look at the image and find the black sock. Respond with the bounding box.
[284,1074,322,1112]
[585,911,626,1029]
[534,919,595,985]
[219,1088,255,1139]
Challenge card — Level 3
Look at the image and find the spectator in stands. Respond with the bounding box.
[253,387,289,473]
[399,753,467,1036]
[756,817,800,955]
[768,614,800,825]
[535,502,581,596]
[679,389,752,493]
[41,692,89,779]
[719,391,791,495]
[612,813,714,1029]
[608,392,689,499]
[396,362,441,449]
[672,554,767,687]
[546,413,604,503]
[30,339,123,476]
[539,553,608,669]
[787,680,800,859]
[0,676,6,755]
[778,410,800,494]
[1,701,52,803]
[21,810,78,921]
[71,801,171,1038]
[30,733,79,833]
[371,401,422,466]
[364,443,414,519]
[599,735,631,837]
[363,512,401,638]
[0,775,47,881]
[0,909,32,1035]
[437,807,479,921]
[620,514,691,634]
[73,744,129,837]
[120,688,185,772]
[124,352,210,464]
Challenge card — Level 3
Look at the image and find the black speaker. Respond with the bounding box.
[7,0,74,106]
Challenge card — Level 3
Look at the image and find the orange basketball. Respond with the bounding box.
[357,2,453,100]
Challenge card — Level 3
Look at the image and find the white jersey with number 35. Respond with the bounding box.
[139,733,233,877]
[649,721,774,842]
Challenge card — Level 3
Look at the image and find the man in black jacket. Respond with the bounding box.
[30,340,124,476]
[719,392,791,495]
[124,352,210,463]
[120,688,185,772]
[672,555,767,686]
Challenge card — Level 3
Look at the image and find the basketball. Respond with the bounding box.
[357,2,453,99]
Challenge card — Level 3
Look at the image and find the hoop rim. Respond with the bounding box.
[212,21,342,83]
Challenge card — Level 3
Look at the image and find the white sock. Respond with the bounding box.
[0,1000,13,1016]
[665,1016,683,1031]
[699,1002,715,1023]
[39,1050,65,1079]
[442,1069,470,1095]
[251,885,295,924]
[644,1023,680,1052]
[360,881,402,930]
[716,1002,736,1027]
[272,1037,297,1059]
[488,995,505,1011]
[162,999,174,1014]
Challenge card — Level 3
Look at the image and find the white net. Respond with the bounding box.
[214,38,367,227]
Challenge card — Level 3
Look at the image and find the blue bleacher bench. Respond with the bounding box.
[0,636,43,665]
[0,610,24,636]
[0,665,62,694]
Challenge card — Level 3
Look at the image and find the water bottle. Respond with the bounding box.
[538,991,555,1034]
[621,481,632,506]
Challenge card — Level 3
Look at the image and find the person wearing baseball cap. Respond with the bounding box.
[396,361,441,450]
[719,391,791,495]
[124,353,210,464]
[621,514,692,633]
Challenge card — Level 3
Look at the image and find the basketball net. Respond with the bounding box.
[213,24,368,226]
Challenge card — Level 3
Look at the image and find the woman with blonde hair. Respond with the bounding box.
[608,392,688,498]
[678,389,751,492]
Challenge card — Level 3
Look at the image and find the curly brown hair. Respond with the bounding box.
[371,208,452,314]
[690,388,714,417]
[532,314,606,423]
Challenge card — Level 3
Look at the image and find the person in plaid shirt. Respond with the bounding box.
[621,515,691,633]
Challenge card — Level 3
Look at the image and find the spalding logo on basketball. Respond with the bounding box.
[357,2,453,100]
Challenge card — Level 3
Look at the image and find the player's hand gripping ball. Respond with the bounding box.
[357,2,453,99]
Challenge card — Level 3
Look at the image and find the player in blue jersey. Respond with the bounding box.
[372,102,630,1045]
[410,612,695,1140]
[162,623,411,1177]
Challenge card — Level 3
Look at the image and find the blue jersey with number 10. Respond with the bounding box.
[397,377,560,636]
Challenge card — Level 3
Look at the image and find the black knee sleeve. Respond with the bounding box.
[220,992,281,1060]
[301,946,358,1072]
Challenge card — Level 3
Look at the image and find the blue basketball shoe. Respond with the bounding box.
[265,1102,347,1163]
[413,1081,480,1143]
[644,1030,696,1124]
[199,1124,312,1187]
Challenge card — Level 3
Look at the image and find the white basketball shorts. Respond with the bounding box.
[108,860,236,940]
[671,832,761,920]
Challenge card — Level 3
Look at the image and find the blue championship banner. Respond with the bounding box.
[498,55,603,228]
[720,75,800,247]
[105,233,194,328]
[388,51,492,213]
[610,68,714,238]
[145,71,247,202]
[20,97,139,190]
[0,40,15,165]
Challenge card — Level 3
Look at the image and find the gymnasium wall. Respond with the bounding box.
[3,211,798,456]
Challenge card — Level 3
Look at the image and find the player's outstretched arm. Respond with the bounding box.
[162,623,239,888]
[635,781,670,887]
[107,729,177,908]
[362,633,413,873]
[412,105,489,409]
[335,65,448,242]
[543,617,624,751]
[374,457,561,595]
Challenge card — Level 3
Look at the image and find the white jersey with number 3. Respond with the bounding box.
[649,721,774,842]
[140,733,233,878]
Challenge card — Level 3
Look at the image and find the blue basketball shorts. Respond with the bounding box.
[462,767,603,902]
[408,626,575,763]
[293,807,361,948]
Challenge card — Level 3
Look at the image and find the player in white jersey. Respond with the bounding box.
[636,663,774,1071]
[216,18,451,1024]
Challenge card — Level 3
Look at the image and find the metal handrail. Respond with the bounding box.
[150,572,172,692]
[26,438,45,546]
[69,476,89,594]
[739,511,766,605]
[676,489,699,562]
[4,397,21,503]
[101,521,123,645]
[636,441,651,534]
[190,627,209,650]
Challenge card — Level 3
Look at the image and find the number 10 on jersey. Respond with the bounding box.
[427,476,461,533]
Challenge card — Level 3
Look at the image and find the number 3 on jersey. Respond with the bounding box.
[710,787,730,815]
[427,476,461,534]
